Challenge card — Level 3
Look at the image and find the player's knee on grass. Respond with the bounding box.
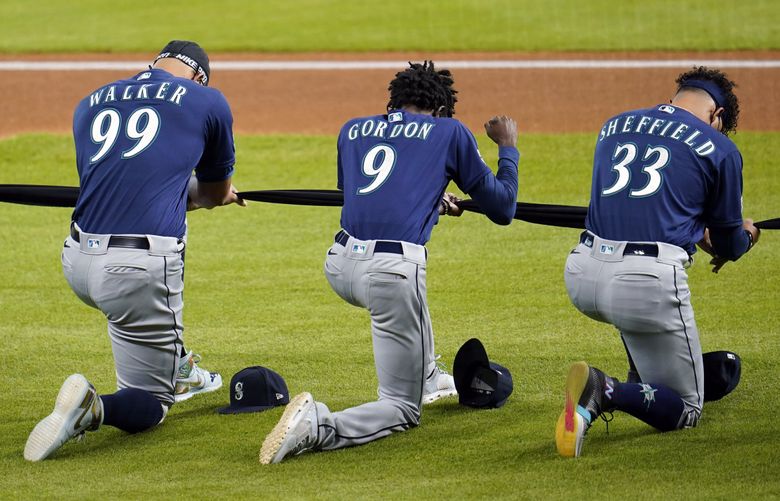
[100,388,166,433]
[679,407,700,429]
[613,381,699,432]
[381,395,421,426]
[408,406,421,427]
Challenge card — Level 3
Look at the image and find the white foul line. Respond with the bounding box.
[0,59,778,71]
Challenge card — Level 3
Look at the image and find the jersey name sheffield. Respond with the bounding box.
[598,105,716,157]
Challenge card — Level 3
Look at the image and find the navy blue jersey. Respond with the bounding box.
[337,110,497,244]
[71,68,235,238]
[586,104,743,254]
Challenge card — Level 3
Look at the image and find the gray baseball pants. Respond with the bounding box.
[62,225,185,406]
[315,232,433,450]
[564,232,704,420]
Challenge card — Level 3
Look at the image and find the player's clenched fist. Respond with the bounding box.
[438,192,463,217]
[485,115,518,148]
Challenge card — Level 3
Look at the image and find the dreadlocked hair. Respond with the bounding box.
[676,66,740,135]
[387,61,458,117]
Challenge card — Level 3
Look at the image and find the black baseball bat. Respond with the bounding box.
[0,184,80,207]
[755,218,780,230]
[0,184,777,231]
[237,190,589,228]
[237,189,343,206]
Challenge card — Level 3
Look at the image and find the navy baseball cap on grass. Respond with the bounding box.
[453,338,513,408]
[218,366,289,414]
[703,351,741,402]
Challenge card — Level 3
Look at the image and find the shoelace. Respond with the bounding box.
[178,352,203,379]
[432,354,451,376]
[600,411,615,435]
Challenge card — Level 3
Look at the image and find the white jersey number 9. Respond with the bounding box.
[89,107,161,163]
[357,144,396,195]
[602,143,670,198]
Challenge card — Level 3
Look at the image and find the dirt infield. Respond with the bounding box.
[0,51,777,136]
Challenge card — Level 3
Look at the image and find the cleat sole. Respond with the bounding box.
[555,362,590,458]
[259,392,313,465]
[24,374,92,462]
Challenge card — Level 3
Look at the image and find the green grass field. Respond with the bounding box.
[1,133,778,499]
[1,0,778,52]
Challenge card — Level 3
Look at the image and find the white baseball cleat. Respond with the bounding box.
[174,351,223,403]
[24,373,103,462]
[260,392,318,464]
[423,365,458,405]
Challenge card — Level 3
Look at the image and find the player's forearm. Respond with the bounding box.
[468,146,519,225]
[709,224,751,261]
[187,176,232,210]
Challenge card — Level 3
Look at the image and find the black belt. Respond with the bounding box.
[335,230,403,255]
[71,223,151,250]
[579,231,658,258]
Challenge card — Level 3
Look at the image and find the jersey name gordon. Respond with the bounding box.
[599,110,716,157]
[88,82,188,108]
[347,118,435,142]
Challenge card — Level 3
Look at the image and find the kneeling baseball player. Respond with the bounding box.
[25,41,244,461]
[260,61,520,464]
[556,67,760,457]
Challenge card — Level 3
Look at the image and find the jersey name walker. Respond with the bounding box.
[71,68,235,238]
[586,104,743,253]
[337,110,493,245]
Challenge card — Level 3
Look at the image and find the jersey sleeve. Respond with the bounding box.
[71,99,89,177]
[709,224,750,261]
[704,150,744,228]
[336,128,345,191]
[465,146,520,225]
[195,90,236,183]
[448,122,493,192]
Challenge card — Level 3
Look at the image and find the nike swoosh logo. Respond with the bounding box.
[74,388,96,432]
[327,250,337,255]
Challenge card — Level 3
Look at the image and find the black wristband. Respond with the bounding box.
[440,199,449,216]
[745,229,754,251]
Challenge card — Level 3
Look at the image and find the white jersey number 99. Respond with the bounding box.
[89,107,161,163]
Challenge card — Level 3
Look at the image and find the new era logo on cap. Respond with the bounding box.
[217,366,290,414]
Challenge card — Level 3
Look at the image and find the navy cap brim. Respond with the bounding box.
[453,338,491,396]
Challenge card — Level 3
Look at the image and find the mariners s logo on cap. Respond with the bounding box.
[218,366,290,414]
